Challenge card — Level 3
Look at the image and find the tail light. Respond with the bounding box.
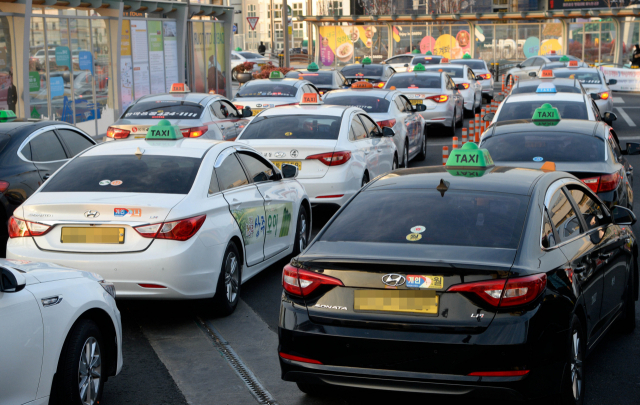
[376,119,396,128]
[582,177,600,193]
[426,94,449,103]
[279,352,323,365]
[599,91,610,100]
[447,274,547,307]
[106,127,130,139]
[180,126,208,138]
[282,264,343,297]
[306,151,351,166]
[477,73,492,80]
[0,181,9,192]
[134,215,206,241]
[235,104,244,110]
[582,172,621,193]
[459,83,470,89]
[376,82,386,88]
[468,370,529,377]
[8,216,52,238]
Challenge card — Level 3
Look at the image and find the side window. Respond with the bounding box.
[445,77,452,90]
[209,170,220,194]
[211,101,232,119]
[521,58,534,67]
[57,129,94,157]
[394,98,405,112]
[547,188,582,241]
[29,131,67,162]
[238,152,275,183]
[20,142,32,160]
[533,58,545,67]
[468,69,475,80]
[608,132,623,159]
[450,78,457,90]
[215,153,249,191]
[400,96,413,112]
[222,101,240,118]
[360,115,381,137]
[541,209,557,248]
[337,72,347,86]
[400,56,412,64]
[569,187,607,231]
[350,116,368,141]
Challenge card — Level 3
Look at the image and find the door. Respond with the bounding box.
[216,151,266,266]
[237,151,297,258]
[28,129,69,183]
[359,114,393,177]
[210,100,239,141]
[0,286,44,404]
[349,113,372,177]
[517,57,538,79]
[468,69,482,107]
[398,95,421,157]
[56,128,96,157]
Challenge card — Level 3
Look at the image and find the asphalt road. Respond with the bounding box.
[102,92,640,405]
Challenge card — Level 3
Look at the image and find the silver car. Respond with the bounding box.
[505,54,581,85]
[421,64,482,117]
[232,78,320,115]
[552,67,616,120]
[450,58,494,101]
[384,71,463,136]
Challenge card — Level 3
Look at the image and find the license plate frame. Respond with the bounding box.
[354,289,438,314]
[61,227,125,244]
[271,160,302,170]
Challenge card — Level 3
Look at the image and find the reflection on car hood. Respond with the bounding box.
[0,258,93,285]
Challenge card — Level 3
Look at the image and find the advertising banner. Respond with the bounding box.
[120,20,134,109]
[55,46,71,70]
[599,66,640,92]
[148,21,165,95]
[163,21,179,92]
[131,20,150,98]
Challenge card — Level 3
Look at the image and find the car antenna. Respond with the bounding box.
[135,147,144,159]
[436,179,450,197]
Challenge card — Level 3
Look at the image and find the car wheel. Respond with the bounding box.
[292,205,309,256]
[212,242,241,316]
[475,97,481,113]
[403,142,409,168]
[361,172,370,188]
[448,109,457,137]
[416,131,427,161]
[620,255,637,333]
[553,315,585,405]
[392,155,398,171]
[464,98,474,118]
[52,319,104,405]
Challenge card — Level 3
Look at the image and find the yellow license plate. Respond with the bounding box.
[272,160,301,170]
[252,109,263,116]
[354,289,438,314]
[61,227,125,244]
[134,135,146,139]
[410,99,423,105]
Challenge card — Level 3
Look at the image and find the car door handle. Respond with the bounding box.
[220,125,225,130]
[264,195,272,203]
[574,265,587,274]
[230,198,241,208]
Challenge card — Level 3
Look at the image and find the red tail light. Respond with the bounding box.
[477,73,492,80]
[134,215,206,241]
[376,82,386,88]
[582,177,600,193]
[468,370,529,377]
[426,94,449,103]
[0,181,9,192]
[306,151,351,166]
[8,216,52,238]
[459,83,470,89]
[106,127,130,139]
[282,264,343,297]
[180,126,208,138]
[376,119,396,128]
[447,274,547,307]
[279,352,323,365]
[599,91,610,100]
[582,172,621,193]
[139,284,167,289]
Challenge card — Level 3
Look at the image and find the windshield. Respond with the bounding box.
[498,101,588,121]
[451,60,486,70]
[341,65,384,77]
[510,85,582,94]
[236,83,298,98]
[320,190,528,249]
[239,115,341,140]
[424,67,463,78]
[323,95,390,113]
[387,75,441,89]
[285,72,334,86]
[41,155,202,194]
[412,57,441,65]
[482,133,604,162]
[554,71,601,84]
[122,100,203,119]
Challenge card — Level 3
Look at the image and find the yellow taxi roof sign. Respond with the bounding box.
[300,92,322,104]
[352,81,374,89]
[170,83,190,93]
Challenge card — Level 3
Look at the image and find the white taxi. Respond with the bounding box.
[236,93,398,207]
[7,121,310,315]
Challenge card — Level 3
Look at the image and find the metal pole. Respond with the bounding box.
[23,0,32,120]
[115,1,124,117]
[270,0,275,54]
[283,0,289,67]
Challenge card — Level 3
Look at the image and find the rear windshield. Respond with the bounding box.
[510,85,582,94]
[323,95,390,113]
[285,72,334,85]
[498,100,588,121]
[482,133,604,162]
[451,60,486,70]
[341,65,384,77]
[236,83,298,98]
[424,67,463,78]
[412,57,441,65]
[320,190,528,249]
[239,115,341,140]
[554,71,601,84]
[387,75,441,89]
[122,101,203,119]
[41,155,202,194]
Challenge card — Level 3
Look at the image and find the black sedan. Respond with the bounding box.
[285,68,349,96]
[340,62,396,88]
[0,119,95,254]
[479,119,634,210]
[278,153,638,404]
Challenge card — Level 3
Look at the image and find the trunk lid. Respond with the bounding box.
[399,90,444,110]
[22,192,185,253]
[494,161,613,179]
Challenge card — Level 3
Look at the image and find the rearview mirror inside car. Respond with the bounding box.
[625,142,640,155]
[281,164,299,179]
[242,107,253,118]
[382,127,395,137]
[608,79,617,85]
[483,112,495,122]
[528,72,537,77]
[413,104,427,112]
[612,205,636,226]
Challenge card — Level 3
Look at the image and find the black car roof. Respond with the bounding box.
[0,120,63,135]
[366,166,546,196]
[487,119,604,139]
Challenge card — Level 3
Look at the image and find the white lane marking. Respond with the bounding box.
[616,107,636,127]
[613,97,625,104]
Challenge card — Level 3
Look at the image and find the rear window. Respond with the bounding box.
[498,100,588,121]
[451,60,486,70]
[123,101,203,119]
[323,95,390,113]
[482,133,604,162]
[320,190,528,249]
[424,67,463,78]
[285,72,333,86]
[239,115,341,140]
[510,85,582,94]
[41,155,202,194]
[554,71,601,84]
[236,83,298,98]
[387,75,441,89]
[412,57,441,65]
[341,65,384,77]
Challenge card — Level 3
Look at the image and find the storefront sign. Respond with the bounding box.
[55,46,71,69]
[50,76,64,98]
[29,71,40,92]
[599,66,640,92]
[79,51,93,74]
[550,0,634,8]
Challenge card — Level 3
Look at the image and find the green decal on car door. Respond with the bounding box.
[231,207,266,245]
[265,202,293,238]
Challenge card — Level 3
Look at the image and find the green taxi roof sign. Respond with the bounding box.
[445,142,494,169]
[269,70,285,79]
[559,55,570,62]
[146,119,182,140]
[235,47,242,51]
[362,57,372,65]
[413,63,426,72]
[462,53,471,59]
[0,110,16,121]
[307,62,319,72]
[532,103,561,126]
[426,51,433,55]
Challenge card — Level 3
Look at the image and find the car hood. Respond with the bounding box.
[1,259,94,285]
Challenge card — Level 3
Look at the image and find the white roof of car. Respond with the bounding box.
[81,139,226,158]
[505,92,587,103]
[256,104,355,117]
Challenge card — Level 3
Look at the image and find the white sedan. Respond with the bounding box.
[421,63,482,117]
[7,130,310,316]
[0,259,122,405]
[236,95,398,207]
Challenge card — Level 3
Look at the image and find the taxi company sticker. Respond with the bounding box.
[99,179,111,186]
[533,157,543,162]
[114,208,141,217]
[406,275,444,289]
[111,180,123,186]
[406,233,422,241]
[285,132,293,136]
[245,216,254,237]
[411,225,426,233]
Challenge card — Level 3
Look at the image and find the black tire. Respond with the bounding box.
[448,109,457,137]
[212,242,242,316]
[361,171,370,188]
[464,98,474,118]
[392,155,398,171]
[297,382,329,397]
[552,315,586,405]
[292,205,309,256]
[416,130,427,161]
[52,319,105,405]
[475,97,482,113]
[402,142,409,168]
[620,255,637,333]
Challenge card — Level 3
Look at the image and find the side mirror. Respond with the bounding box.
[483,112,495,122]
[516,64,522,68]
[242,106,253,118]
[494,94,505,102]
[590,92,601,100]
[403,64,409,68]
[280,163,298,179]
[413,104,427,112]
[625,142,640,155]
[382,127,395,137]
[612,205,636,226]
[528,71,537,77]
[608,79,617,85]
[0,267,26,293]
[456,83,467,90]
[603,111,617,123]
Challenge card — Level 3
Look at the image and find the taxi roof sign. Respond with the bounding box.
[559,55,570,62]
[235,47,242,51]
[568,60,578,67]
[462,53,471,59]
[441,57,449,63]
[170,83,190,93]
[426,51,433,55]
[532,103,561,127]
[540,69,554,78]
[445,142,494,169]
[548,50,557,55]
[351,81,374,89]
[300,92,321,104]
[269,70,285,79]
[362,57,372,65]
[412,49,420,54]
[413,63,426,72]
[536,83,557,93]
[146,119,183,140]
[307,62,319,72]
[0,110,16,121]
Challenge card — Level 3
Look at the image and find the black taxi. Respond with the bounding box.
[285,62,349,96]
[278,143,638,404]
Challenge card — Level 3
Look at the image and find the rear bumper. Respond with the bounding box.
[299,165,363,207]
[419,106,453,127]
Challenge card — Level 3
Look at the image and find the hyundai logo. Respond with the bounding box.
[382,274,405,287]
[274,152,286,158]
[290,149,299,158]
[84,210,100,218]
